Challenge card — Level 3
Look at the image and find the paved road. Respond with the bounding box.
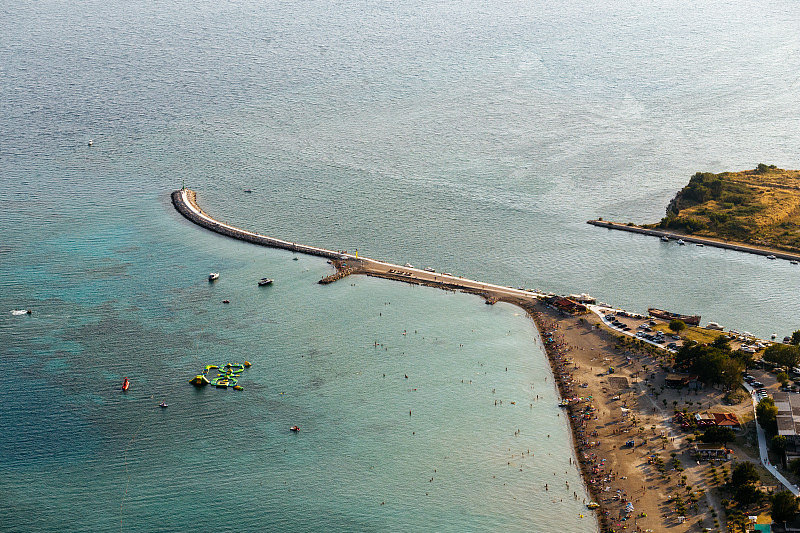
[743,383,800,495]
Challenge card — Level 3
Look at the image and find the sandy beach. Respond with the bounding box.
[520,300,762,533]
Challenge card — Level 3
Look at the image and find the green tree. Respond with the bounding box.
[735,482,762,507]
[669,319,687,334]
[763,344,800,370]
[778,372,791,387]
[700,426,736,444]
[791,330,800,346]
[756,397,779,434]
[772,491,800,523]
[772,435,788,454]
[731,462,760,489]
[721,358,745,390]
[712,335,732,351]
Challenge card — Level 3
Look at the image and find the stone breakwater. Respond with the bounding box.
[588,219,800,261]
[172,189,351,261]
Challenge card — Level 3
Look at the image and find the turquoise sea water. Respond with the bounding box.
[2,0,799,530]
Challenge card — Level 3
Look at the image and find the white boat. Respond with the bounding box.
[677,239,685,245]
[208,272,219,281]
[404,263,414,268]
[660,236,669,242]
[423,267,435,272]
[696,243,704,247]
[767,255,777,260]
[258,278,274,286]
[706,322,724,330]
[791,261,798,265]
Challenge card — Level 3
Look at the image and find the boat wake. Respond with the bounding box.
[10,309,29,316]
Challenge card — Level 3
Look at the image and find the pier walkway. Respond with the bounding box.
[588,220,800,262]
[172,189,545,304]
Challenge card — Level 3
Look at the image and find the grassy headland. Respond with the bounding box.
[644,164,800,253]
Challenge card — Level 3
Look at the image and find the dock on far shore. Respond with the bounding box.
[587,219,800,262]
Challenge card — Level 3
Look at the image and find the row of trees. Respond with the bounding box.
[674,336,752,389]
[762,342,800,370]
[729,462,799,522]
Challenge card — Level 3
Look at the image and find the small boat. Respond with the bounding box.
[677,239,685,245]
[767,255,777,260]
[258,278,274,286]
[122,377,130,391]
[423,267,435,272]
[243,189,252,193]
[660,236,669,242]
[222,300,230,304]
[88,139,93,146]
[290,426,300,432]
[209,272,219,281]
[696,243,704,247]
[158,402,168,408]
[404,263,414,268]
[791,261,798,265]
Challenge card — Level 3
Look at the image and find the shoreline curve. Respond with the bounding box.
[171,188,608,529]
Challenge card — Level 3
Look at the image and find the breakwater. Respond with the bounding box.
[172,189,551,305]
[171,189,353,262]
[588,220,800,261]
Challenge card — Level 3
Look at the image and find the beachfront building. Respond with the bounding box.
[713,412,740,428]
[693,443,732,462]
[774,392,800,464]
[665,373,700,389]
[545,296,589,315]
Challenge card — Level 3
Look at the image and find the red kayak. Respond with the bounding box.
[122,377,129,391]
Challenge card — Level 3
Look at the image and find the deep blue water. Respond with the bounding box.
[1,0,799,530]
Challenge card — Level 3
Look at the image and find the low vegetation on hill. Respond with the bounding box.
[646,164,800,252]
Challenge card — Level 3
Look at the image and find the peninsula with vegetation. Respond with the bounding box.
[650,164,800,253]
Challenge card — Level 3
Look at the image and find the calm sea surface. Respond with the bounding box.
[1,0,799,531]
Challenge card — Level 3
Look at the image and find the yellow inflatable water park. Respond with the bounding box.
[190,361,250,390]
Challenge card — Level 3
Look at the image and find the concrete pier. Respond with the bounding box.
[587,219,800,262]
[172,189,547,305]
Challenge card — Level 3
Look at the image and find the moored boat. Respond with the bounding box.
[677,239,685,245]
[767,255,777,260]
[208,272,219,281]
[648,308,701,326]
[290,425,300,432]
[660,236,669,242]
[122,377,129,391]
[258,278,274,286]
